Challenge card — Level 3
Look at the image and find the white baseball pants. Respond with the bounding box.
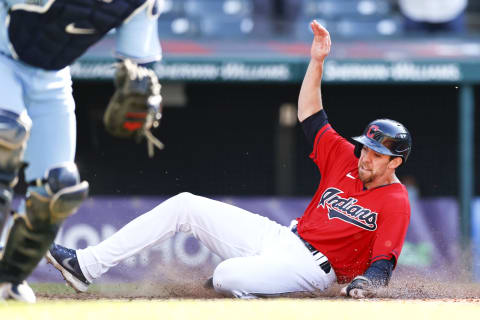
[77,192,336,298]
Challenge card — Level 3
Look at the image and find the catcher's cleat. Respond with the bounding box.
[46,243,90,293]
[0,281,36,303]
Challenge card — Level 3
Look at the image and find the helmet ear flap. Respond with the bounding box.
[354,143,362,158]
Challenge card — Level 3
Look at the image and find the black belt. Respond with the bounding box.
[292,226,332,274]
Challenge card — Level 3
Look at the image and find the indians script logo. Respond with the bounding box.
[318,188,378,231]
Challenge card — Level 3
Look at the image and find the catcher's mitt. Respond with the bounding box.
[104,59,164,157]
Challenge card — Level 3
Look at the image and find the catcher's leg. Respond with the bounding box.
[0,54,38,303]
[0,66,87,286]
[0,110,30,242]
[0,109,31,268]
[0,54,28,242]
[75,192,285,282]
[0,109,43,304]
[22,66,76,181]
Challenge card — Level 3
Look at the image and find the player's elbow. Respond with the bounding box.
[298,107,322,123]
[298,109,308,122]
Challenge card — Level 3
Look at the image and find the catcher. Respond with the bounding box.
[0,0,165,303]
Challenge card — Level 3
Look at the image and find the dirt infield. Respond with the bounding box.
[33,276,480,301]
[9,273,480,320]
[30,262,480,301]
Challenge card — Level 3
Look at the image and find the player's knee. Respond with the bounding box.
[0,109,31,183]
[170,192,197,212]
[174,192,195,202]
[0,162,88,282]
[212,259,247,297]
[25,162,89,229]
[0,109,31,229]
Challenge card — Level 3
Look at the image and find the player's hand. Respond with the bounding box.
[309,20,331,63]
[340,276,376,299]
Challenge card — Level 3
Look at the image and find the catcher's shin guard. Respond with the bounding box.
[0,110,31,241]
[0,183,14,240]
[0,163,88,283]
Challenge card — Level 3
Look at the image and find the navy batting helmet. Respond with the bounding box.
[352,119,412,164]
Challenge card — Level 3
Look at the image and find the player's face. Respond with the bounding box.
[358,146,392,187]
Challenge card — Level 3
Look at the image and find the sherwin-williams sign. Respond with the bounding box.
[27,196,461,283]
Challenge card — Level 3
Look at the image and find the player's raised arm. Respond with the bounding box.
[298,20,331,122]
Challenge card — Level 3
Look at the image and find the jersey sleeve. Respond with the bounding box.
[370,198,410,268]
[115,2,162,64]
[363,259,394,286]
[309,121,356,176]
[301,110,329,146]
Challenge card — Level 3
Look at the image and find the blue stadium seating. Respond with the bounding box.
[296,0,401,38]
[180,0,254,37]
[335,17,402,37]
[199,16,255,38]
[184,0,252,18]
[157,0,401,39]
[160,0,187,19]
[157,16,200,39]
[302,0,393,20]
[158,0,198,38]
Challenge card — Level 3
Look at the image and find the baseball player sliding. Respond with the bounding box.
[47,21,412,299]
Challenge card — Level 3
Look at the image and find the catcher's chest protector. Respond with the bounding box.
[8,0,148,70]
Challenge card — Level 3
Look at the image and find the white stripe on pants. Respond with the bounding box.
[77,192,336,298]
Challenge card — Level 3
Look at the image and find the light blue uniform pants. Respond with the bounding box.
[0,53,76,182]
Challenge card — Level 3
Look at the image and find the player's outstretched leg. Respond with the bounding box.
[0,162,89,300]
[45,243,90,293]
[47,192,336,297]
[48,192,286,291]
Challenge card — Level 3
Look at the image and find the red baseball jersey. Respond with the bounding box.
[297,123,410,283]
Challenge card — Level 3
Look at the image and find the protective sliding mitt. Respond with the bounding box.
[104,59,164,157]
[340,276,376,298]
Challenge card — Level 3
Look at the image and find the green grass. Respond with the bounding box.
[30,282,223,299]
[31,282,145,295]
[31,283,78,295]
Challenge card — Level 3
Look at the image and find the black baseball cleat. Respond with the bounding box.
[46,243,90,293]
[204,277,214,289]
